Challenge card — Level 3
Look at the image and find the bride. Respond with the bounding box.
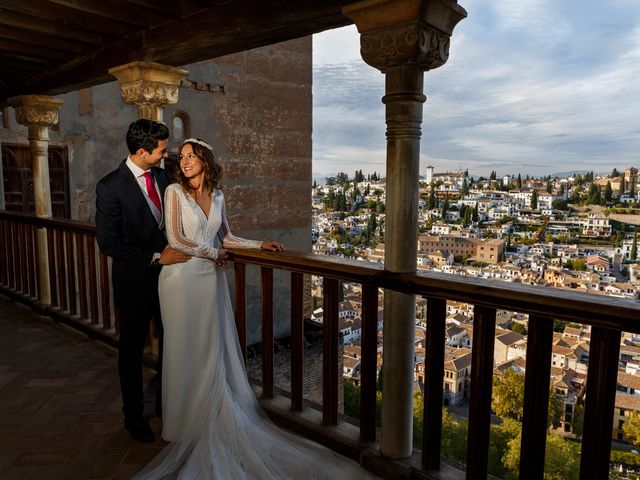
[134,138,374,479]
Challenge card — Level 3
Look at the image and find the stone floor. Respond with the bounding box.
[0,296,165,480]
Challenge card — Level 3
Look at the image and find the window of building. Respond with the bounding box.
[0,108,7,128]
[172,111,190,142]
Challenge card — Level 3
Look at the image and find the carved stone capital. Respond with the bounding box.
[344,0,466,73]
[360,20,452,72]
[8,95,64,128]
[109,61,188,113]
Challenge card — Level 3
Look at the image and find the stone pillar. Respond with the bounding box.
[344,0,466,459]
[108,61,188,121]
[8,95,64,305]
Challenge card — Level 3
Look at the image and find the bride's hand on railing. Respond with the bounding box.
[214,248,228,266]
[260,241,286,252]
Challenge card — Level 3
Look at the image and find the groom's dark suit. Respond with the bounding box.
[96,160,168,421]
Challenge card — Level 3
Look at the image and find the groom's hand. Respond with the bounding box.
[159,246,191,265]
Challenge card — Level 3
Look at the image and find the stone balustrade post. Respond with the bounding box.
[8,95,64,306]
[108,61,188,121]
[344,0,466,459]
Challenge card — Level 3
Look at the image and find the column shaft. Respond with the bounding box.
[381,65,425,458]
[28,126,52,218]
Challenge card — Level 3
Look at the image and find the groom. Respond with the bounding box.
[96,119,190,442]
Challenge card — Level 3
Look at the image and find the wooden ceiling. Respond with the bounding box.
[0,0,354,104]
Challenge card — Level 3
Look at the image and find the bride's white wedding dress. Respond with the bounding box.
[134,184,374,479]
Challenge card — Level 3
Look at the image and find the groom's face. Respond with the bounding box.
[140,139,168,169]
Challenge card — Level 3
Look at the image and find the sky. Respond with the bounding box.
[312,0,640,180]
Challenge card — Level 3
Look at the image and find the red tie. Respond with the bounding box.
[142,171,162,212]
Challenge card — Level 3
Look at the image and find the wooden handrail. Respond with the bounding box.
[229,249,640,330]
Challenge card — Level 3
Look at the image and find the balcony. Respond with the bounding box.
[2,210,639,479]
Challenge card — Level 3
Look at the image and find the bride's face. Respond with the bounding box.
[179,144,204,180]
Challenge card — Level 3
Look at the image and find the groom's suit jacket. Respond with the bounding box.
[96,160,169,306]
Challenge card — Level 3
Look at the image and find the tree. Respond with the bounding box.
[511,323,526,335]
[632,231,638,260]
[427,184,437,210]
[463,207,472,226]
[623,411,640,446]
[472,202,479,223]
[441,198,450,220]
[586,182,601,205]
[571,403,584,437]
[376,367,383,392]
[546,180,552,194]
[531,190,538,209]
[343,380,360,420]
[604,181,613,203]
[492,370,525,420]
[612,167,620,177]
[461,178,469,195]
[517,173,522,188]
[441,408,468,464]
[503,431,580,480]
[547,387,564,429]
[489,170,497,180]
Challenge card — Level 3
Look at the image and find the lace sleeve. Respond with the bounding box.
[165,185,219,259]
[219,192,262,250]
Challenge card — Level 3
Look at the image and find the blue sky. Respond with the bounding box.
[312,0,640,180]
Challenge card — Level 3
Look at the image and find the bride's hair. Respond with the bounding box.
[177,138,223,192]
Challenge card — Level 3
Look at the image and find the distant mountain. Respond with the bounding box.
[549,169,609,178]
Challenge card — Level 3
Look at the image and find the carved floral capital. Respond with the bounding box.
[109,61,187,108]
[119,81,180,107]
[360,20,451,72]
[344,0,466,73]
[8,95,64,128]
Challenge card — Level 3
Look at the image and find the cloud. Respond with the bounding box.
[313,2,640,178]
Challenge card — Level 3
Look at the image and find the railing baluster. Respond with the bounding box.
[11,221,18,290]
[0,219,6,287]
[234,262,247,362]
[47,227,58,307]
[75,233,88,319]
[261,266,274,399]
[580,326,621,480]
[65,231,77,315]
[19,223,28,295]
[86,237,99,324]
[360,283,378,442]
[56,229,68,311]
[14,221,24,293]
[520,314,553,479]
[99,253,111,329]
[290,271,304,412]
[27,224,37,298]
[323,277,339,426]
[466,305,496,480]
[423,297,446,470]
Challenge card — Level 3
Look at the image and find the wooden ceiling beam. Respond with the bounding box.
[0,38,73,60]
[46,0,173,26]
[0,25,91,54]
[109,0,180,18]
[0,10,107,44]
[0,0,134,38]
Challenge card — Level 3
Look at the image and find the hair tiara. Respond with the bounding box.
[183,138,213,152]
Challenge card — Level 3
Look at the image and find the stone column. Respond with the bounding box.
[108,61,188,121]
[344,0,466,459]
[8,95,64,305]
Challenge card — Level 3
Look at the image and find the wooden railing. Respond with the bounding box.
[2,210,640,480]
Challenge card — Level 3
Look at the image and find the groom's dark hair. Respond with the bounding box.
[126,119,169,154]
